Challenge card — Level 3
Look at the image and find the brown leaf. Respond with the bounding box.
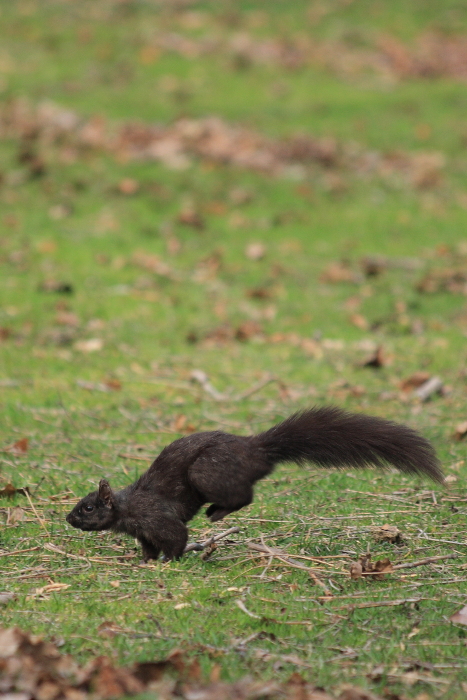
[371,559,394,580]
[0,327,11,341]
[349,562,363,580]
[117,178,139,195]
[7,506,26,525]
[351,554,393,580]
[372,524,403,544]
[0,483,29,498]
[362,345,387,368]
[0,592,16,605]
[360,256,387,278]
[399,371,431,392]
[6,437,29,454]
[245,242,266,261]
[104,378,122,391]
[74,338,103,353]
[320,261,360,284]
[235,320,263,341]
[339,687,382,700]
[349,313,369,331]
[450,605,467,625]
[177,207,204,230]
[453,421,467,441]
[55,312,80,327]
[39,280,74,294]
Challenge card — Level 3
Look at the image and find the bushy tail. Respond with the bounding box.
[252,406,443,483]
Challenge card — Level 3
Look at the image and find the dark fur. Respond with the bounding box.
[66,406,443,560]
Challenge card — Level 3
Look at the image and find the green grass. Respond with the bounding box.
[1,1,467,698]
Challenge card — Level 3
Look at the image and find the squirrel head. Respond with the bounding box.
[66,479,118,531]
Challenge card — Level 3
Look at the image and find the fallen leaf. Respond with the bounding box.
[118,178,139,195]
[350,561,363,580]
[5,437,29,454]
[177,207,204,230]
[349,313,369,331]
[74,338,103,353]
[372,524,403,544]
[0,483,29,498]
[350,554,393,580]
[399,371,431,392]
[453,421,467,440]
[39,280,74,294]
[7,506,26,524]
[0,593,16,605]
[451,605,467,625]
[362,345,387,368]
[320,261,360,284]
[245,242,266,261]
[55,311,80,327]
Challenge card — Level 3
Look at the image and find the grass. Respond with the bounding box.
[1,1,467,698]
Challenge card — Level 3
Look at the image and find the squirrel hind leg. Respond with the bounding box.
[140,537,161,562]
[206,506,233,522]
[205,487,253,522]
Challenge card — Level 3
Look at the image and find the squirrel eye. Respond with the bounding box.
[83,504,94,513]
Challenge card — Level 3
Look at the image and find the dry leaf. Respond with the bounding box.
[362,345,387,368]
[349,313,369,331]
[450,605,467,625]
[39,279,74,294]
[399,371,431,392]
[320,261,360,284]
[372,524,403,544]
[453,421,467,440]
[55,311,80,327]
[74,338,103,353]
[0,592,16,606]
[0,483,29,498]
[177,207,204,230]
[5,437,29,454]
[245,242,266,261]
[350,561,363,580]
[118,178,139,195]
[350,554,393,580]
[7,506,26,524]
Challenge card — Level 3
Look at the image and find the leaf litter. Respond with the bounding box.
[0,100,447,190]
[0,626,388,700]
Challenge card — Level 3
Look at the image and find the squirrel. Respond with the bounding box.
[66,406,443,561]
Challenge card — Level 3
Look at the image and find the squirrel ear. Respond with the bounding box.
[98,479,114,507]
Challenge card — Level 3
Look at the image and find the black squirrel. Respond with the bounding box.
[66,406,443,561]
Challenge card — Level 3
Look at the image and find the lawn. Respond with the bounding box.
[1,1,467,698]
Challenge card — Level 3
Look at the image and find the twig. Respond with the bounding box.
[0,546,41,558]
[413,376,443,402]
[184,526,241,553]
[190,369,226,401]
[235,599,260,618]
[24,490,48,534]
[337,597,424,611]
[235,374,276,401]
[248,542,333,596]
[118,453,149,462]
[393,553,457,570]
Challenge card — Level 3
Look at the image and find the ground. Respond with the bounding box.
[1,1,467,698]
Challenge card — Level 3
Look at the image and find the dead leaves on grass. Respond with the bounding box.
[0,100,448,191]
[349,554,394,581]
[0,627,383,700]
